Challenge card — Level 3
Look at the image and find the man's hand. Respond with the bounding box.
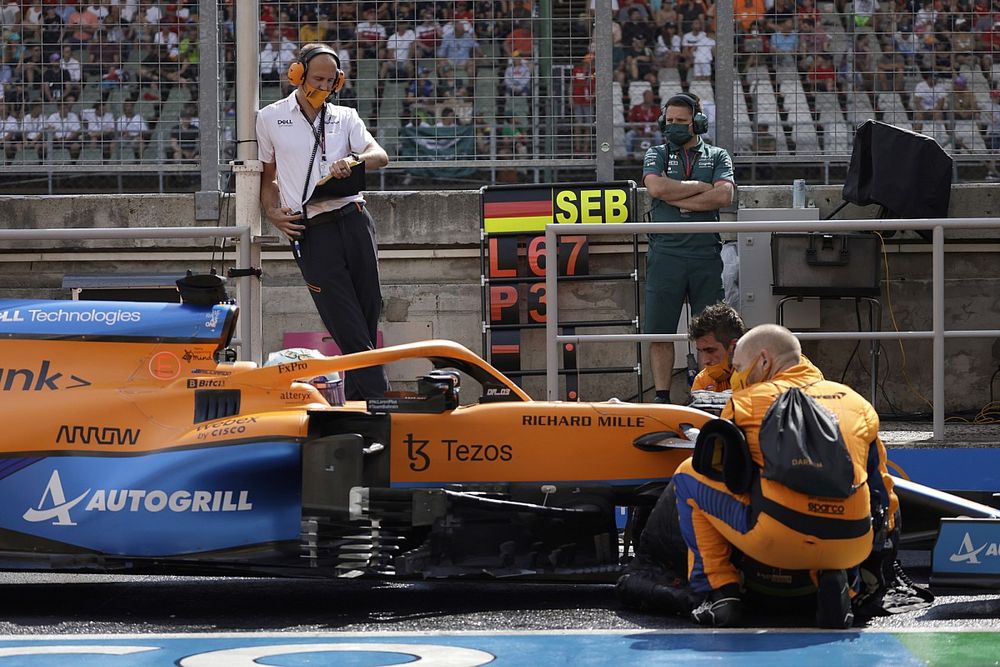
[328,156,356,179]
[265,207,306,240]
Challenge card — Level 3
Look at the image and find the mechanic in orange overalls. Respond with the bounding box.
[672,324,897,628]
[688,303,745,392]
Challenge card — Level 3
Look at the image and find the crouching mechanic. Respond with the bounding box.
[621,324,898,628]
[689,302,745,392]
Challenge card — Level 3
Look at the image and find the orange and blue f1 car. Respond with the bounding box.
[1,298,999,587]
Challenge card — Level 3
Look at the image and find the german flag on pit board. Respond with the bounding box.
[482,188,553,234]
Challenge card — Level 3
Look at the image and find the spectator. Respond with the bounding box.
[875,52,906,97]
[99,58,128,102]
[626,33,656,85]
[893,21,918,67]
[166,112,199,161]
[152,22,179,52]
[769,18,799,69]
[571,51,595,153]
[405,65,436,123]
[682,19,715,81]
[676,0,708,34]
[136,45,166,101]
[41,52,67,103]
[116,99,151,159]
[414,8,441,57]
[0,102,18,161]
[621,8,653,46]
[854,0,879,29]
[510,0,532,20]
[1,0,20,28]
[797,18,829,63]
[171,25,200,101]
[355,4,387,59]
[736,0,767,33]
[21,101,46,161]
[625,88,663,159]
[768,0,796,28]
[437,19,480,80]
[40,6,62,60]
[80,100,116,159]
[45,95,83,162]
[653,2,680,28]
[59,45,83,100]
[796,0,821,26]
[381,21,416,79]
[449,84,474,125]
[808,52,836,93]
[503,19,534,58]
[654,22,682,70]
[67,4,101,44]
[950,74,979,120]
[503,52,532,122]
[984,88,999,180]
[260,36,281,85]
[298,12,327,44]
[912,71,948,133]
[951,18,976,70]
[739,20,767,71]
[15,44,42,91]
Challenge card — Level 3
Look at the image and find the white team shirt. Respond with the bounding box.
[21,113,45,140]
[81,108,116,133]
[117,113,148,137]
[386,29,416,63]
[46,111,81,139]
[1,113,18,138]
[256,91,375,216]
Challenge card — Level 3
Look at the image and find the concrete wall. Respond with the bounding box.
[1,185,998,412]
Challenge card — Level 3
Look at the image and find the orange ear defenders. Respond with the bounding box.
[286,46,346,92]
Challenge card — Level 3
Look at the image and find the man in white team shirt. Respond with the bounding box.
[116,99,150,159]
[81,100,117,159]
[682,19,715,80]
[45,94,83,162]
[256,43,389,399]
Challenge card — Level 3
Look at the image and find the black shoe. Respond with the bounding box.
[816,569,854,629]
[690,583,743,627]
[616,573,698,616]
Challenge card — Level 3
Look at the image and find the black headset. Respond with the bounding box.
[658,93,709,135]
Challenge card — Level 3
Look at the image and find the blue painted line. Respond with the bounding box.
[0,631,931,666]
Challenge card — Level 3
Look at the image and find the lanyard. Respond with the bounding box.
[677,146,695,180]
[301,105,326,162]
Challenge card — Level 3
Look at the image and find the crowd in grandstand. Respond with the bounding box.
[0,0,998,174]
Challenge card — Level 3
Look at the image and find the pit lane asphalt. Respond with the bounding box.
[0,553,997,635]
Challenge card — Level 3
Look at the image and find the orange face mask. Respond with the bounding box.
[703,357,733,384]
[301,83,331,109]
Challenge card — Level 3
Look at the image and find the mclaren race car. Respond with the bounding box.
[1,298,998,588]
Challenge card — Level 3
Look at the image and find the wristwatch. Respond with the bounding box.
[349,151,361,164]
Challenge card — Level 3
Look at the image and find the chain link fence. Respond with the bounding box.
[0,1,997,193]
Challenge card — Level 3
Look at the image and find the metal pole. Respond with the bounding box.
[195,0,221,221]
[238,225,252,360]
[933,224,945,439]
[714,0,735,153]
[545,225,559,400]
[594,0,613,181]
[540,0,554,182]
[233,0,263,365]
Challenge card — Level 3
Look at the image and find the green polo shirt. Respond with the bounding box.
[642,138,734,258]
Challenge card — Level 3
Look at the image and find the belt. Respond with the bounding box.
[306,201,363,225]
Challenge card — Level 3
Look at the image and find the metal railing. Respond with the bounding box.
[543,217,1000,439]
[0,225,257,362]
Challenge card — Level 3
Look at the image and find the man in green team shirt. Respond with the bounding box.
[641,92,735,404]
